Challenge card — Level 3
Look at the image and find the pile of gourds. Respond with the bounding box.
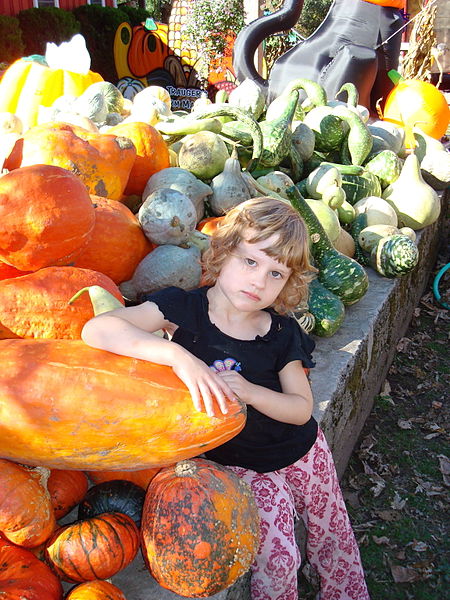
[0,456,260,598]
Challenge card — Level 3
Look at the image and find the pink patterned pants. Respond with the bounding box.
[227,429,370,600]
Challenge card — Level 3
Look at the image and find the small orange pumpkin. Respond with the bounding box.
[0,534,63,599]
[0,266,124,340]
[46,512,140,582]
[141,458,260,597]
[74,196,154,284]
[47,470,89,520]
[0,459,56,548]
[6,123,137,200]
[0,164,95,271]
[87,467,161,490]
[383,79,450,145]
[66,580,127,600]
[107,121,170,196]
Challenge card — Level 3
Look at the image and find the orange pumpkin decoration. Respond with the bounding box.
[74,196,154,284]
[47,470,89,520]
[87,467,161,489]
[6,123,137,200]
[0,459,56,548]
[197,216,224,237]
[0,261,31,281]
[0,164,95,271]
[383,79,450,145]
[66,580,127,600]
[0,339,246,471]
[127,24,170,78]
[107,121,170,196]
[0,534,63,599]
[46,512,139,582]
[0,266,124,340]
[141,458,260,597]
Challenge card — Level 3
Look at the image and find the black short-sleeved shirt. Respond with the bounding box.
[143,286,318,472]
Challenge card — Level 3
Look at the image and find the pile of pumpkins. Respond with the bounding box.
[0,456,260,599]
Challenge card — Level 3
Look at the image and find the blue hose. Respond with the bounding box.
[432,263,450,309]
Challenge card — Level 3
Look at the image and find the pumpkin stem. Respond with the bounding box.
[68,285,124,316]
[175,460,197,477]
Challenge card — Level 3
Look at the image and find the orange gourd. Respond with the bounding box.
[383,79,450,145]
[0,459,56,548]
[0,261,31,281]
[0,534,63,599]
[197,216,224,236]
[87,467,161,489]
[107,121,170,195]
[0,339,246,470]
[74,196,154,284]
[141,458,260,597]
[0,164,95,271]
[66,580,127,600]
[46,512,139,582]
[0,266,124,340]
[47,470,89,520]
[6,123,137,200]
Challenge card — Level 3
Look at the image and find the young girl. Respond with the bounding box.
[82,197,369,600]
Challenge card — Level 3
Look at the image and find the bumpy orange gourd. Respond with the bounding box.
[74,196,154,284]
[141,458,260,597]
[0,459,56,548]
[0,266,124,339]
[46,512,139,582]
[107,121,170,195]
[47,470,89,520]
[0,534,63,599]
[0,339,246,470]
[66,580,127,600]
[87,467,161,489]
[6,123,136,200]
[0,165,95,271]
[383,79,450,145]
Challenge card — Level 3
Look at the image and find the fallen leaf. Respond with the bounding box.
[431,401,443,409]
[398,419,413,430]
[376,509,401,522]
[424,432,441,440]
[396,337,412,352]
[410,540,428,552]
[372,535,390,545]
[391,491,407,510]
[437,454,450,486]
[396,550,406,560]
[390,565,421,583]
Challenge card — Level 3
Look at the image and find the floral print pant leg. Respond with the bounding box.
[227,428,370,600]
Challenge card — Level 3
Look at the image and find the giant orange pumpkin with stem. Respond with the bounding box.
[0,164,95,271]
[66,580,127,600]
[74,196,154,284]
[0,534,63,599]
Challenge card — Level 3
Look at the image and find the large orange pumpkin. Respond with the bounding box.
[141,458,260,597]
[0,266,124,340]
[74,196,154,284]
[0,534,63,600]
[107,121,170,195]
[87,467,161,489]
[66,580,127,600]
[46,512,139,582]
[0,339,246,470]
[0,459,56,547]
[47,469,89,520]
[0,164,95,271]
[6,123,137,200]
[383,79,450,144]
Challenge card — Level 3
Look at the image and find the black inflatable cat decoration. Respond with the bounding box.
[232,0,404,112]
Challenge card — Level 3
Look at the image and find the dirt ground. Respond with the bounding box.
[299,215,450,599]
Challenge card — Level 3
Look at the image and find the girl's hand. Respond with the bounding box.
[172,352,236,418]
[216,370,257,405]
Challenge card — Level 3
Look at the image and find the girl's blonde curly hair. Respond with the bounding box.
[202,197,316,314]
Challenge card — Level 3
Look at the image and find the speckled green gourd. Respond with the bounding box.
[308,278,345,337]
[370,234,419,278]
[287,185,369,305]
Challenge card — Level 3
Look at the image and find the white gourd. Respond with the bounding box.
[228,78,266,120]
[382,153,441,230]
[209,152,251,215]
[178,131,230,180]
[256,171,295,199]
[353,196,398,227]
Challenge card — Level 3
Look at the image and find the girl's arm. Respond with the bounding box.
[217,360,313,425]
[81,302,234,417]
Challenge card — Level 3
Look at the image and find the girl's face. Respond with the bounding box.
[216,233,292,312]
